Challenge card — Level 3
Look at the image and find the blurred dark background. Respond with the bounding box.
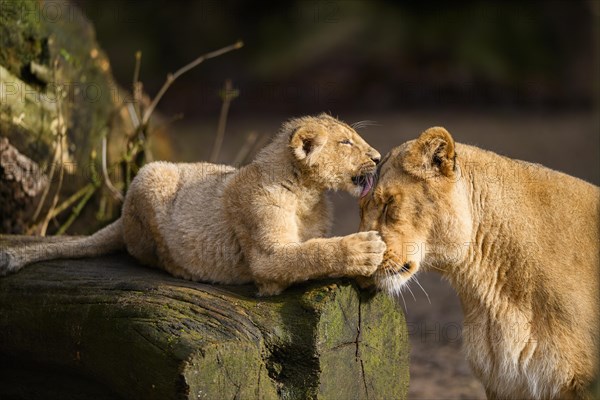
[70,1,598,398]
[75,0,595,116]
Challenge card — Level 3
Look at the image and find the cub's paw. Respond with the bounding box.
[341,231,386,276]
[355,275,376,290]
[256,282,286,297]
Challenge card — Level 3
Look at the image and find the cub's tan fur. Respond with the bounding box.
[1,114,385,296]
[360,127,599,399]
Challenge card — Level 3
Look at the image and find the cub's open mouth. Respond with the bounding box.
[351,173,375,197]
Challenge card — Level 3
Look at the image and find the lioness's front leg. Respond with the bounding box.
[250,231,386,296]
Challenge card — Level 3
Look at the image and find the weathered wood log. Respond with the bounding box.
[0,236,409,399]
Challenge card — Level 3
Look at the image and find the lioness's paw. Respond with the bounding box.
[342,231,386,276]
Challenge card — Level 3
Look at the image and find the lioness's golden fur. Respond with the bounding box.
[360,127,599,399]
[1,114,385,296]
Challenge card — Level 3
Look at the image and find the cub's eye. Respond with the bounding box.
[339,139,353,146]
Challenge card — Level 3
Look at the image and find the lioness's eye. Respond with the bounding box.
[381,203,388,221]
[382,198,394,223]
[339,139,353,146]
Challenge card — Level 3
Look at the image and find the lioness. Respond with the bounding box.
[360,127,599,399]
[1,114,386,296]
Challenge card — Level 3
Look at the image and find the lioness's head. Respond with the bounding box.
[287,114,381,196]
[359,127,472,295]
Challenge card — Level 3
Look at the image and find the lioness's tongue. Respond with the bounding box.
[360,175,373,197]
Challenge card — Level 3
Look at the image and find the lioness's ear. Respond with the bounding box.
[290,127,327,166]
[403,127,456,178]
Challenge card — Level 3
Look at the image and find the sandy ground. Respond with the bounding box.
[174,110,598,399]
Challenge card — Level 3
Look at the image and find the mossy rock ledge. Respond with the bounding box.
[0,236,409,399]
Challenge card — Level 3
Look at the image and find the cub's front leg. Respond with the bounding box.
[250,232,386,296]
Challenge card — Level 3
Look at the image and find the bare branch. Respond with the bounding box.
[32,141,59,223]
[210,79,239,162]
[247,133,271,164]
[133,50,142,87]
[40,61,66,236]
[56,184,97,235]
[39,153,64,236]
[141,41,243,126]
[131,50,143,127]
[32,60,63,225]
[102,136,124,202]
[41,183,95,228]
[232,131,259,165]
[127,103,140,129]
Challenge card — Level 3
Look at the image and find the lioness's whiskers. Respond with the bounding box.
[414,276,431,304]
[405,281,417,302]
[386,268,407,311]
[398,290,407,312]
[428,265,446,273]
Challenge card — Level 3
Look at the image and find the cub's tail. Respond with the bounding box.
[0,218,125,276]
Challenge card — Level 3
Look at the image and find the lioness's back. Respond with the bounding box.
[460,143,599,395]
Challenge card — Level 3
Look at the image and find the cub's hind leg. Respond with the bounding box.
[121,162,181,269]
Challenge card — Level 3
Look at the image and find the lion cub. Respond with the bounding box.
[1,114,385,296]
[360,127,599,399]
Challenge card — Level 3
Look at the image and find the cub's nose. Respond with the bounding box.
[368,150,381,165]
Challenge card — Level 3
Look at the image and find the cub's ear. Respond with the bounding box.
[403,127,456,179]
[289,126,327,166]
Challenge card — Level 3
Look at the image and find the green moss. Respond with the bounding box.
[359,290,410,399]
[0,239,409,399]
[0,1,135,234]
[185,343,279,400]
[0,0,48,84]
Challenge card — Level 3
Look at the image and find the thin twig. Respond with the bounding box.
[151,113,184,133]
[51,183,95,219]
[141,41,243,126]
[26,183,94,235]
[32,141,59,222]
[246,133,270,164]
[56,185,97,235]
[133,50,142,88]
[32,76,63,223]
[233,131,259,165]
[127,103,140,129]
[40,60,66,236]
[102,136,124,201]
[144,112,184,163]
[131,50,143,128]
[39,157,64,236]
[210,79,238,162]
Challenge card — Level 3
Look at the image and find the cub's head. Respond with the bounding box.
[359,127,472,296]
[287,114,381,196]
